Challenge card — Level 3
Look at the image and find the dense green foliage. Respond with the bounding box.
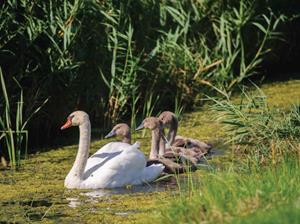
[0,0,299,150]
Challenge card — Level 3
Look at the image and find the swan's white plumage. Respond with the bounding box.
[63,111,164,189]
[80,142,163,189]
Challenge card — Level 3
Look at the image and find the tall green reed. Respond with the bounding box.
[142,92,160,119]
[141,92,160,136]
[100,8,144,125]
[0,68,48,168]
[174,93,184,121]
[155,0,285,102]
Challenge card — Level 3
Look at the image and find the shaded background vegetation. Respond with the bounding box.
[0,0,299,152]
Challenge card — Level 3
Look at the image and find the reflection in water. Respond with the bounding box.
[209,148,225,157]
[83,182,174,198]
[197,148,224,169]
[66,197,81,208]
[66,176,178,208]
[1,198,67,221]
[114,210,140,216]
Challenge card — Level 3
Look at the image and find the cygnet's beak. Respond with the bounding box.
[135,122,144,131]
[104,130,116,138]
[61,118,72,130]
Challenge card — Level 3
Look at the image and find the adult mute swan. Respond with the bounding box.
[61,111,164,189]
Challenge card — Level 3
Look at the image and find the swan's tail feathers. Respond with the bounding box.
[141,164,165,183]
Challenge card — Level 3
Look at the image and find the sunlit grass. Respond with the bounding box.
[233,204,300,224]
[262,80,300,108]
[158,156,300,223]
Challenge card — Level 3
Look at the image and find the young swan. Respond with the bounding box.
[136,117,162,159]
[61,111,164,189]
[136,116,197,173]
[158,111,178,147]
[158,111,212,162]
[104,123,131,144]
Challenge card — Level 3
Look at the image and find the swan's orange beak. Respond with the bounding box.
[61,118,72,130]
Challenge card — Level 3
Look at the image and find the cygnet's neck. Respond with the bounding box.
[167,119,178,145]
[122,133,131,144]
[149,128,161,159]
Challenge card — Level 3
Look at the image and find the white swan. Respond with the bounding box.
[61,111,164,189]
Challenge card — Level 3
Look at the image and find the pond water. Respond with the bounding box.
[0,167,181,223]
[66,176,179,208]
[0,137,224,223]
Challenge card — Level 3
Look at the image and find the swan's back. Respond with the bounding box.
[82,142,163,189]
[84,142,131,173]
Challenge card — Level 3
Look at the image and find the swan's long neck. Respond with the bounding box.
[149,128,161,159]
[66,121,90,186]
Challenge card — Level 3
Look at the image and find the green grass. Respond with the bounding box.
[233,205,300,224]
[157,156,300,223]
[0,68,48,168]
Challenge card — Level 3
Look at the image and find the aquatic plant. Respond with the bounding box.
[0,68,48,168]
[99,8,143,125]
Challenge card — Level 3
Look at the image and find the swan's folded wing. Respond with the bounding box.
[82,146,147,188]
[104,149,164,186]
[84,142,131,175]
